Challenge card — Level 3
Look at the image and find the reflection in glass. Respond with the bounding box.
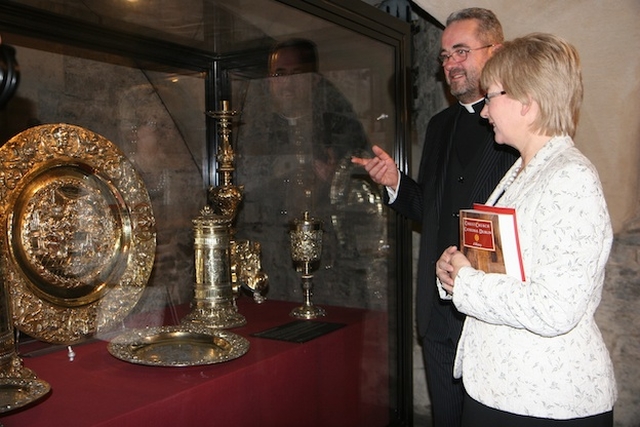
[234,35,395,310]
[0,39,207,324]
[0,0,411,422]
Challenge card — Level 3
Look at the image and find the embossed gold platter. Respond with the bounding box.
[107,325,250,367]
[0,124,156,345]
[0,378,50,413]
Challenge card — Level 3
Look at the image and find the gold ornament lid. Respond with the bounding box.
[290,211,322,232]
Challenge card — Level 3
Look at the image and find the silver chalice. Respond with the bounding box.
[289,211,325,319]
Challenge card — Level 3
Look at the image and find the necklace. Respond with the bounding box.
[485,163,522,206]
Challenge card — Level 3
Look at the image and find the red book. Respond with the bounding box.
[459,204,525,281]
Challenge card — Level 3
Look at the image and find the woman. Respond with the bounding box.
[436,33,616,426]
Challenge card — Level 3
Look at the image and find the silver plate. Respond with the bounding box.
[0,377,50,413]
[0,124,156,345]
[107,325,250,367]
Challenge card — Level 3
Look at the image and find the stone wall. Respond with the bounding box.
[597,231,640,426]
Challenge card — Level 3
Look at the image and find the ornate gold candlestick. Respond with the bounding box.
[0,244,50,412]
[0,284,39,381]
[206,100,243,220]
[289,211,325,319]
[205,100,268,304]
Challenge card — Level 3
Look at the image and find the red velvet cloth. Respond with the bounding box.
[1,299,389,427]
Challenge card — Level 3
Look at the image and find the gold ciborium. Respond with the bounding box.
[289,211,325,319]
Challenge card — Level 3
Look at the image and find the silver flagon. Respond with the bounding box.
[181,205,246,329]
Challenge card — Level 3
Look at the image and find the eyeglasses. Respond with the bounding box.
[483,91,507,104]
[268,68,315,78]
[438,44,494,65]
[269,71,303,78]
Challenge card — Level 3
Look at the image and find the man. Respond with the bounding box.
[266,38,367,187]
[236,38,372,304]
[353,8,517,426]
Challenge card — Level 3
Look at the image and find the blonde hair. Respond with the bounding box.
[480,33,583,137]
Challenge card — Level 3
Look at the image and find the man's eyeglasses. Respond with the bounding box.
[483,91,507,104]
[438,44,494,65]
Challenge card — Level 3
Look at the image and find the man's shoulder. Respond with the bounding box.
[423,103,459,136]
[428,103,459,124]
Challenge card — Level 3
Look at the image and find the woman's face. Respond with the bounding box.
[480,83,524,147]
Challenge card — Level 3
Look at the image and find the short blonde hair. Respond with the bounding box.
[480,33,583,138]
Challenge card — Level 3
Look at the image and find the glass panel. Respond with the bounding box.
[8,0,356,54]
[222,3,400,422]
[229,21,398,312]
[0,0,407,423]
[0,33,208,311]
[10,0,209,47]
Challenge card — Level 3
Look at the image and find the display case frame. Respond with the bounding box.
[0,1,413,425]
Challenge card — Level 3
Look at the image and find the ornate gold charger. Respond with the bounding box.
[107,325,250,367]
[0,378,50,413]
[0,124,156,345]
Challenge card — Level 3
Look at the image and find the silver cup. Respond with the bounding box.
[289,211,325,319]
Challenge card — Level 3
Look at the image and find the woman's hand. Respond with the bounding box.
[436,246,472,295]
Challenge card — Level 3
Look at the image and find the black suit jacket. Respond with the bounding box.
[390,102,518,338]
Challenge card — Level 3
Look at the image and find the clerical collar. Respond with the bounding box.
[277,113,307,126]
[459,98,484,113]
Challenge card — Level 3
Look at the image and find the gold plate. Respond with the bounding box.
[107,325,250,367]
[0,378,50,413]
[0,124,156,345]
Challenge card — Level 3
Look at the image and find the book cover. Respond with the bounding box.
[459,204,525,281]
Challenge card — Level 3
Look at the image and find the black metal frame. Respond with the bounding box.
[0,1,413,424]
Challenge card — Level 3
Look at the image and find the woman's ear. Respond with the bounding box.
[520,95,535,117]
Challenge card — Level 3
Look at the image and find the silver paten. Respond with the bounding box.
[107,324,249,367]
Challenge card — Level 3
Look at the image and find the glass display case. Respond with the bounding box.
[0,0,412,425]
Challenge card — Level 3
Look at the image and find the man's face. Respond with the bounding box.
[268,47,315,117]
[269,46,315,77]
[440,19,494,104]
